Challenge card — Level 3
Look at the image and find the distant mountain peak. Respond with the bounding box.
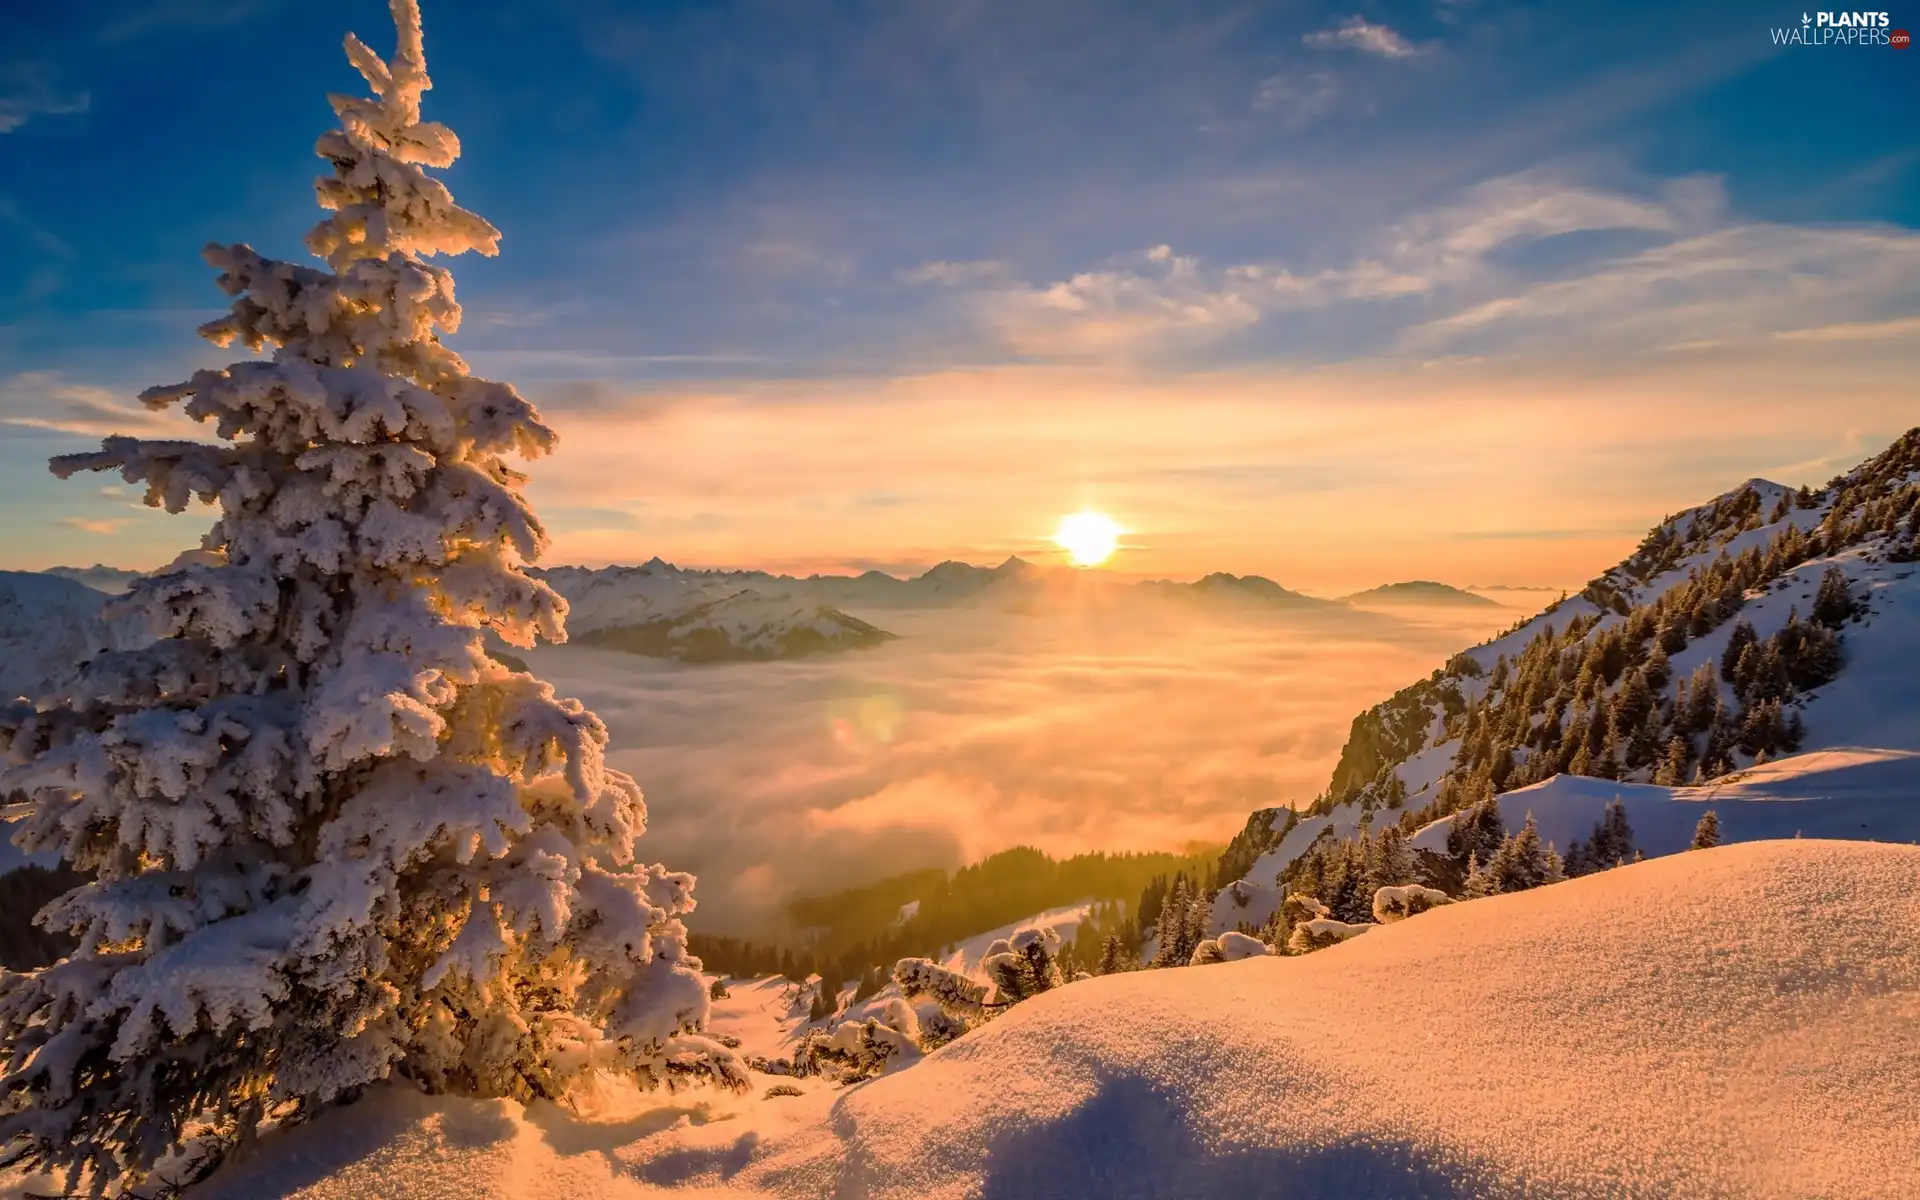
[1341,581,1501,608]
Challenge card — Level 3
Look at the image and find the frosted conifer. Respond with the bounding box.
[1487,813,1552,893]
[1150,876,1191,967]
[983,925,1062,1002]
[0,3,742,1187]
[893,958,991,1023]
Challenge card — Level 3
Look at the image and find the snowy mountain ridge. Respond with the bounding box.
[572,589,894,663]
[39,565,145,594]
[0,571,147,700]
[7,556,1497,678]
[1211,427,1920,916]
[538,556,1364,617]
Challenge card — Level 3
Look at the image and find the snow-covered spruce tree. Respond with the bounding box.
[1148,875,1191,967]
[983,925,1062,1003]
[813,999,922,1081]
[0,2,743,1186]
[1484,812,1553,894]
[1286,916,1371,955]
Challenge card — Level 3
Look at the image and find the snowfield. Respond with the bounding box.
[132,840,1920,1200]
[1411,744,1920,861]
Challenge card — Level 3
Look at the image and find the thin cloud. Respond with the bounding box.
[1401,223,1920,355]
[0,372,197,438]
[0,65,89,134]
[983,245,1261,358]
[1250,71,1342,129]
[1304,16,1426,59]
[938,171,1916,368]
[95,0,277,46]
[1771,315,1920,344]
[902,260,1013,287]
[58,517,134,535]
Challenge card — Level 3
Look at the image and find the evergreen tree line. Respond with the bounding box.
[689,844,1213,992]
[1339,484,1897,839]
[1316,447,1917,823]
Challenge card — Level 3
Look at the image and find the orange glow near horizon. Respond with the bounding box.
[16,349,1911,595]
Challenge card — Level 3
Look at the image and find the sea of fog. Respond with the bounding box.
[519,600,1515,935]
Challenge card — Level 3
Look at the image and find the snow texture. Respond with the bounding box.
[129,840,1920,1200]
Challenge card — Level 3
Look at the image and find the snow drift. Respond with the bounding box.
[166,840,1920,1200]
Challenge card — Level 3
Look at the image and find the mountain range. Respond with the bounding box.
[13,556,1507,669]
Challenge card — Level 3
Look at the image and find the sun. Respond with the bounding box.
[1055,511,1121,568]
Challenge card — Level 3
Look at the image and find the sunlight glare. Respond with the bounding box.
[1055,511,1121,568]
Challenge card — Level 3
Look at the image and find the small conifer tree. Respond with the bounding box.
[1690,810,1721,850]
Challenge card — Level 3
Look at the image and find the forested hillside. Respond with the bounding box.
[1206,428,1920,926]
[690,843,1217,988]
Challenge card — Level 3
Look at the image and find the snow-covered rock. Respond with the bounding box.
[181,840,1920,1199]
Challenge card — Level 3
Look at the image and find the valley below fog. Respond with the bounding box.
[519,599,1516,933]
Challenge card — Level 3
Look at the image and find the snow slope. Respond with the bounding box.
[705,976,818,1064]
[0,571,119,699]
[701,902,1100,1065]
[1411,745,1920,861]
[167,840,1920,1200]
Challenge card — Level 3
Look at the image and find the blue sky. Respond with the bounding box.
[2,0,1916,585]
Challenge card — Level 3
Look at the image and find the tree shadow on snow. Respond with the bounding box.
[978,1074,1511,1200]
[629,1131,762,1186]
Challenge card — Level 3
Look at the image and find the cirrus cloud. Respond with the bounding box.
[1303,16,1426,59]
